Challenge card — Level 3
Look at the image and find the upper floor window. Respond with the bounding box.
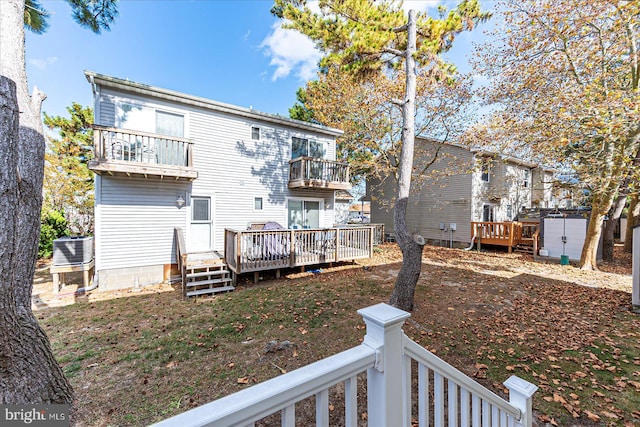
[156,111,184,138]
[251,126,260,140]
[292,137,324,160]
[522,169,530,187]
[480,159,490,182]
[254,197,263,211]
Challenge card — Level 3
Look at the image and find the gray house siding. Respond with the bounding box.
[369,141,475,245]
[370,140,553,247]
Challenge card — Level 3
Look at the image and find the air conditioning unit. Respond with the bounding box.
[52,236,94,266]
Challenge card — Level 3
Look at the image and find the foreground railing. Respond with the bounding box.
[152,303,537,427]
[224,226,374,275]
[289,157,350,189]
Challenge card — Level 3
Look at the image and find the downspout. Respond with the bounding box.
[463,235,476,251]
[75,273,98,295]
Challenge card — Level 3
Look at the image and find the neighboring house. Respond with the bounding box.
[349,201,371,222]
[86,71,349,291]
[367,138,555,245]
[334,190,354,224]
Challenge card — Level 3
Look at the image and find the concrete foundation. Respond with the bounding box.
[97,264,165,291]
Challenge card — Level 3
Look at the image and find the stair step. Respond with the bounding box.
[187,269,230,279]
[187,263,225,271]
[186,277,233,287]
[186,286,235,297]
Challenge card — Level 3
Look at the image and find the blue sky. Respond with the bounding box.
[26,0,487,121]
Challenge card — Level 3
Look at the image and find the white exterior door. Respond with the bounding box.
[190,196,212,252]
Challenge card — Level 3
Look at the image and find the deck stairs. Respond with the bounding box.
[183,252,234,298]
[513,244,534,255]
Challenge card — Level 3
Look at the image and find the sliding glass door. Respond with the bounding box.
[288,200,320,229]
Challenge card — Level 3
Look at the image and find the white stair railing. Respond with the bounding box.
[403,337,537,427]
[150,303,537,427]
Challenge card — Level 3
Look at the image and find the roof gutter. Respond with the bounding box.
[84,70,343,138]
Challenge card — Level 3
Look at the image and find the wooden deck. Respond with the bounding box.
[224,226,376,276]
[174,225,379,294]
[471,221,539,253]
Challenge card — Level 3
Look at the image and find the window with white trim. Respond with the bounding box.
[251,126,260,140]
[254,197,263,211]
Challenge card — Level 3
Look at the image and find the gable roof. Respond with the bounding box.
[335,190,354,201]
[85,70,343,138]
[416,136,549,171]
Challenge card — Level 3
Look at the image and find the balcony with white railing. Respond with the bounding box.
[151,303,537,427]
[289,157,351,190]
[89,125,198,180]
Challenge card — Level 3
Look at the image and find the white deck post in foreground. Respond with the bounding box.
[358,303,411,427]
[504,375,538,427]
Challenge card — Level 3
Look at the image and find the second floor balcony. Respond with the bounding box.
[289,157,351,190]
[88,125,198,181]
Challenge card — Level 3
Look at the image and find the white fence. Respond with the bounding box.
[151,303,537,427]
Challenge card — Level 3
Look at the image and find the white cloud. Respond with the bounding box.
[28,56,58,70]
[261,22,322,82]
[243,30,251,41]
[398,0,442,13]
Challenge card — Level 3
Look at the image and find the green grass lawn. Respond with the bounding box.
[35,244,639,426]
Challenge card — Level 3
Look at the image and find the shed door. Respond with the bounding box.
[190,196,212,252]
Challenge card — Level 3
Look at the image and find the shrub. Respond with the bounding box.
[39,209,69,259]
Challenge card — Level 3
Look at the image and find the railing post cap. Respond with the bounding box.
[504,375,538,398]
[358,303,410,327]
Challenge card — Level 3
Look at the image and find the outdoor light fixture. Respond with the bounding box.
[176,195,185,208]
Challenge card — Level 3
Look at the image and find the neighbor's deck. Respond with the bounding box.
[471,221,539,253]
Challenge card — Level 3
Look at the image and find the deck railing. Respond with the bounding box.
[152,303,537,427]
[92,125,194,168]
[289,157,350,189]
[471,221,539,253]
[174,228,188,296]
[224,226,374,275]
[339,223,385,245]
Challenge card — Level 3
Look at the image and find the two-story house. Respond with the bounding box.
[85,71,352,291]
[367,138,555,247]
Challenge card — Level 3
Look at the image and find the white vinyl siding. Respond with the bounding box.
[95,177,188,271]
[188,108,336,249]
[95,85,339,258]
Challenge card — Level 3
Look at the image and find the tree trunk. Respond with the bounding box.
[389,10,424,312]
[0,0,73,404]
[624,193,639,254]
[579,210,606,270]
[602,194,627,261]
